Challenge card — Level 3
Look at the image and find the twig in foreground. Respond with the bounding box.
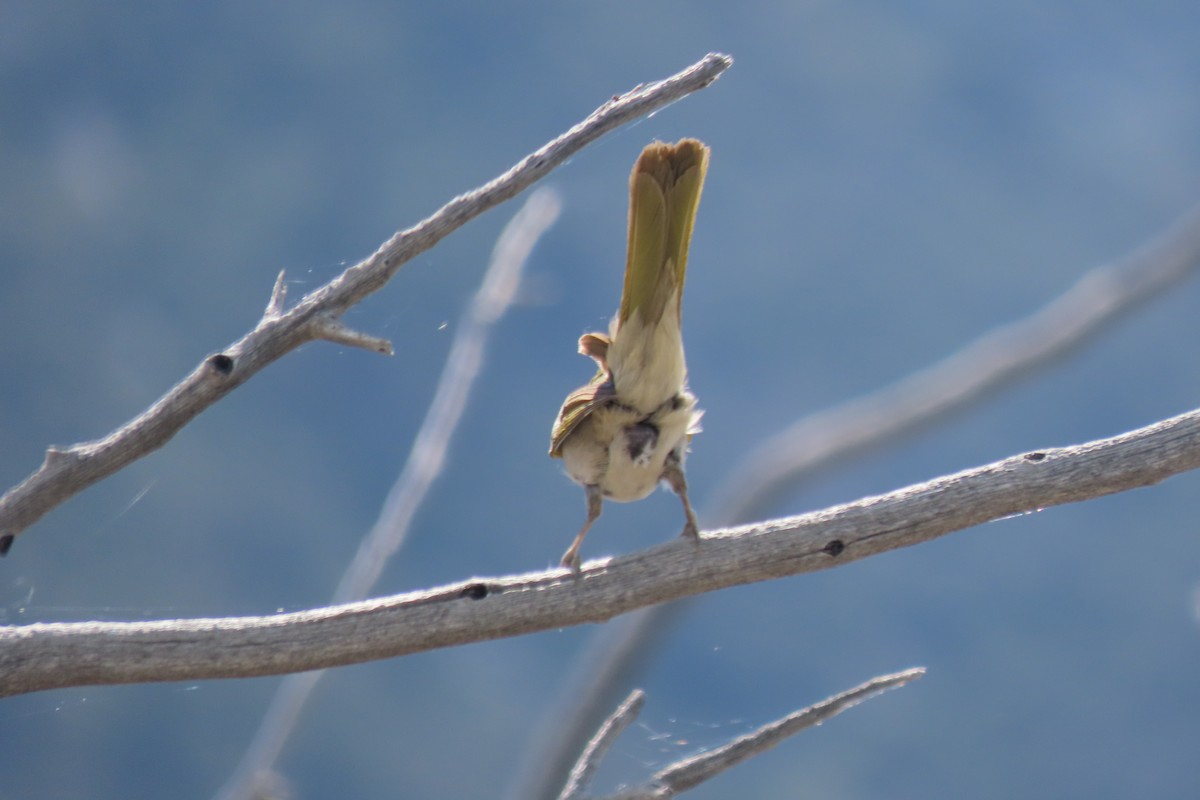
[559,689,646,800]
[0,52,733,553]
[569,669,923,800]
[643,668,924,796]
[508,602,682,800]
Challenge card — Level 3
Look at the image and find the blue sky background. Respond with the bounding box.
[3,3,1200,798]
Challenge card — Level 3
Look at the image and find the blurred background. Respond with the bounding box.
[3,2,1200,798]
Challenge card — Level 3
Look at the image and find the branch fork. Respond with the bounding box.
[0,53,734,552]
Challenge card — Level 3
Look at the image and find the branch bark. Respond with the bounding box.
[3,405,1198,697]
[0,52,733,554]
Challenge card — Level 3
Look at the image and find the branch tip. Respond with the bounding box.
[702,51,734,74]
[44,446,72,467]
[312,317,394,355]
[264,271,288,319]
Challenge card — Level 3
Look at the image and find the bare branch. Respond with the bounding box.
[648,668,923,794]
[597,669,925,800]
[3,405,1199,697]
[509,605,677,800]
[213,188,561,800]
[0,52,734,553]
[559,689,646,800]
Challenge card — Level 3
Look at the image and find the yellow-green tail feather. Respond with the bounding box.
[619,139,709,327]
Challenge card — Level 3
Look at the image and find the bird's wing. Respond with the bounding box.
[549,370,618,458]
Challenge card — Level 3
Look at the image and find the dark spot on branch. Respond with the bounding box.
[823,539,845,557]
[460,583,489,600]
[207,354,234,375]
[1024,451,1046,462]
[0,534,12,556]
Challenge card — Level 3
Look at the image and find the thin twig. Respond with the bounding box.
[0,52,733,553]
[515,201,1200,800]
[3,405,1200,697]
[509,605,682,800]
[559,689,646,800]
[598,669,925,800]
[211,189,561,800]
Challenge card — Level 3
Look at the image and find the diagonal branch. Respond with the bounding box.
[0,52,734,553]
[2,405,1199,697]
[594,669,924,799]
[559,689,646,800]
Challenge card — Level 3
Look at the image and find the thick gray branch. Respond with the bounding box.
[2,405,1197,697]
[0,52,733,553]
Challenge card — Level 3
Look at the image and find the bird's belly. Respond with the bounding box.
[596,446,669,502]
[559,405,693,503]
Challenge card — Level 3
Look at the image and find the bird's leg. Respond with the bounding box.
[662,458,699,540]
[561,484,603,571]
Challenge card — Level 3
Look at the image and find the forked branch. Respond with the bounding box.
[0,52,734,553]
[566,669,924,800]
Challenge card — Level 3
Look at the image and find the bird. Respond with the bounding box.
[549,138,709,570]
